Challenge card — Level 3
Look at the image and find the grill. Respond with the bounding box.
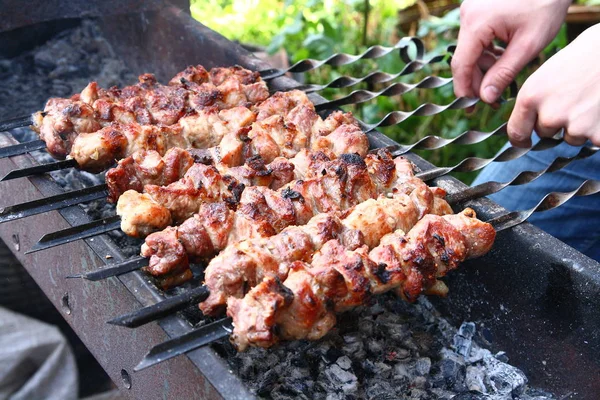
[1,3,600,399]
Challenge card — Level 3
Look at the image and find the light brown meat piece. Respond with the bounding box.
[116,191,172,238]
[142,163,243,223]
[227,276,294,351]
[141,153,389,276]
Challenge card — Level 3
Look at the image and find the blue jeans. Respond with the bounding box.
[472,137,600,262]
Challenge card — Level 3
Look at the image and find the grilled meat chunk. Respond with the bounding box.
[31,65,268,160]
[227,209,496,350]
[200,186,451,316]
[106,148,195,203]
[140,152,405,279]
[116,191,172,238]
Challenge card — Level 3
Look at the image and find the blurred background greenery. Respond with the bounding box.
[190,0,581,183]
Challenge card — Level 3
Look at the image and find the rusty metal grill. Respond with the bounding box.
[1,5,599,400]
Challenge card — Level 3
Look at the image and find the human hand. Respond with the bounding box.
[451,0,571,103]
[508,24,600,147]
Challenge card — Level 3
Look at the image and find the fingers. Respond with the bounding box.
[480,36,535,103]
[563,133,587,147]
[507,93,537,148]
[452,24,495,98]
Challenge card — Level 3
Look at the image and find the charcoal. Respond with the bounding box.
[494,351,509,363]
[410,376,428,389]
[465,366,486,393]
[408,388,429,399]
[322,363,359,396]
[414,357,431,376]
[256,368,279,396]
[366,338,384,356]
[364,380,396,400]
[453,322,476,357]
[483,354,527,396]
[336,356,352,370]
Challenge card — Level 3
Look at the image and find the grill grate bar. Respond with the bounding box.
[0,184,108,224]
[1,159,77,181]
[134,317,233,372]
[107,285,210,328]
[0,139,46,159]
[25,215,121,254]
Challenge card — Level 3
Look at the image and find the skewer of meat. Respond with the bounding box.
[139,151,438,287]
[114,149,331,237]
[200,184,452,316]
[114,119,368,237]
[68,88,340,172]
[104,108,362,201]
[30,65,269,160]
[227,208,495,351]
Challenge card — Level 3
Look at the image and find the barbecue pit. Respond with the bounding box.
[1,2,599,399]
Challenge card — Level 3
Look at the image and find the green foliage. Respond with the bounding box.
[576,0,600,5]
[190,0,568,184]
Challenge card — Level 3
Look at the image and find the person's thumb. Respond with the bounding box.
[480,37,536,103]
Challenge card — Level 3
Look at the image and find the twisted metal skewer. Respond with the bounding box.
[259,36,428,79]
[314,76,452,110]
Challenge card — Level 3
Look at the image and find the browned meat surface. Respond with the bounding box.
[113,149,339,235]
[200,179,453,316]
[70,104,257,172]
[31,65,268,160]
[140,151,407,279]
[142,163,244,224]
[106,148,195,203]
[227,209,496,350]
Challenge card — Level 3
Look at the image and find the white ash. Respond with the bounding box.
[222,294,554,400]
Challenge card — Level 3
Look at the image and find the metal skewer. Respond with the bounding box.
[107,285,210,328]
[97,145,599,331]
[1,159,78,181]
[0,139,46,159]
[134,317,233,372]
[0,114,35,132]
[25,215,121,254]
[27,137,564,254]
[0,184,108,223]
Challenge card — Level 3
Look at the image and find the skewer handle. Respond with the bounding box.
[134,317,233,372]
[0,140,46,159]
[107,285,210,328]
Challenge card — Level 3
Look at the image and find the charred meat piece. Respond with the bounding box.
[200,185,452,316]
[31,65,268,160]
[140,152,427,283]
[227,209,496,350]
